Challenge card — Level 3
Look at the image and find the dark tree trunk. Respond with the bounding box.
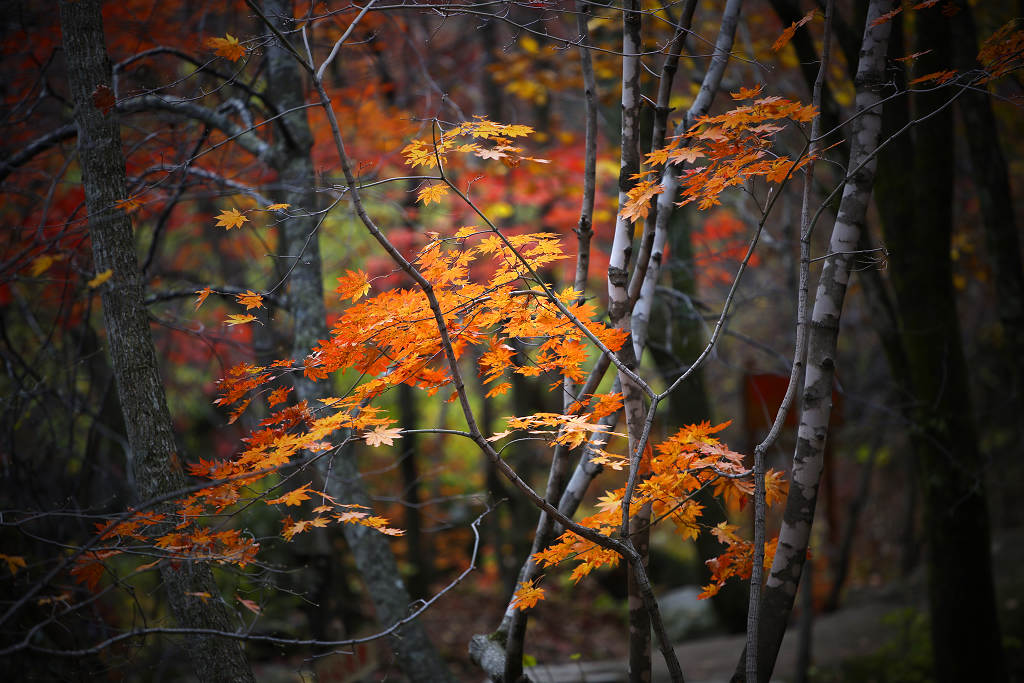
[951,0,1024,435]
[398,381,432,599]
[261,3,451,680]
[650,209,749,633]
[58,2,254,681]
[875,11,1007,682]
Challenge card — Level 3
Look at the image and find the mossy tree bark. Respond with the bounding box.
[58,1,254,680]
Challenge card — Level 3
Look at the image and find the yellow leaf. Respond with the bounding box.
[264,203,290,211]
[0,554,27,575]
[30,254,63,277]
[206,34,246,62]
[87,269,113,289]
[36,592,72,606]
[185,591,212,601]
[235,290,264,310]
[417,184,449,205]
[215,208,249,230]
[225,313,258,326]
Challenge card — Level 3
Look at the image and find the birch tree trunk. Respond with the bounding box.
[260,3,452,680]
[741,2,894,679]
[58,2,254,680]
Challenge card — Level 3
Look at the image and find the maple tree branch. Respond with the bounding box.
[0,123,77,184]
[436,136,654,399]
[312,78,635,559]
[0,454,307,631]
[117,95,274,162]
[315,1,378,82]
[242,0,315,74]
[5,508,492,658]
[112,45,283,116]
[140,126,211,274]
[570,0,599,307]
[129,163,276,207]
[745,3,833,679]
[144,286,284,309]
[295,37,689,681]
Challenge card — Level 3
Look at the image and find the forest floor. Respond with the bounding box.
[418,525,1024,683]
[524,599,909,682]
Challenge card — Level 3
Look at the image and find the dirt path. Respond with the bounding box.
[525,600,907,682]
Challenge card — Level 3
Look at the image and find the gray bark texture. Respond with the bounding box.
[260,3,452,680]
[58,1,255,681]
[741,2,893,680]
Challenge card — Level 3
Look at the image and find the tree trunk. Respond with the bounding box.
[58,2,254,681]
[875,10,1007,681]
[950,0,1024,439]
[261,3,452,680]
[742,2,893,679]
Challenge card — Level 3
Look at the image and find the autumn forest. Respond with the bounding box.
[2,0,1023,681]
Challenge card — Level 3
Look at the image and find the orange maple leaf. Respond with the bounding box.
[335,269,371,302]
[619,179,664,223]
[194,286,214,311]
[267,483,313,507]
[730,84,764,100]
[215,208,248,230]
[267,386,291,407]
[485,382,512,398]
[235,290,264,310]
[511,579,546,611]
[773,9,816,52]
[206,34,246,62]
[116,196,142,214]
[870,7,902,27]
[667,147,706,165]
[908,69,958,86]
